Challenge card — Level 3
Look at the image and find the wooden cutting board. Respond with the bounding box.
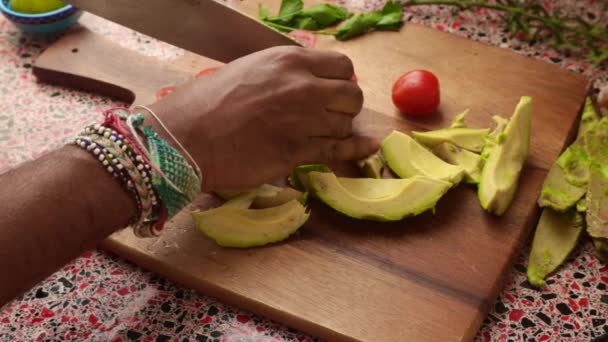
[33,3,590,340]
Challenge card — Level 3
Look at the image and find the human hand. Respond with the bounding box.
[146,46,378,191]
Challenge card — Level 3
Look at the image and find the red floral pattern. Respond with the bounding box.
[1,1,607,341]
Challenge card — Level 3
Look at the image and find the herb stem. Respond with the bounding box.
[263,21,336,35]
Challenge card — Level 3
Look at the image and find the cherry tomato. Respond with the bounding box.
[156,86,176,100]
[288,30,317,48]
[391,70,440,116]
[195,66,221,78]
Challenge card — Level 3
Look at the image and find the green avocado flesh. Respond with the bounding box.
[215,184,306,209]
[478,96,532,215]
[412,127,489,153]
[357,153,384,178]
[527,208,584,288]
[430,142,482,184]
[309,171,451,221]
[382,131,465,184]
[288,164,331,191]
[191,199,309,248]
[584,118,608,241]
[450,109,469,129]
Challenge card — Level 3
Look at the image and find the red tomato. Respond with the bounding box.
[391,70,440,116]
[195,66,221,78]
[156,86,175,100]
[288,30,317,48]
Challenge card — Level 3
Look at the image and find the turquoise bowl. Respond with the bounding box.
[0,0,82,35]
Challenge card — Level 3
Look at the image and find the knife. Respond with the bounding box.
[64,0,300,63]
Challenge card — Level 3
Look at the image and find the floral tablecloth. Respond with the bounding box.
[1,1,607,341]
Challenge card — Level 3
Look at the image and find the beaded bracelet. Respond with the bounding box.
[72,106,202,238]
[74,123,166,237]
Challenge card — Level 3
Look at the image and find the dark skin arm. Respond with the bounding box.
[0,47,378,306]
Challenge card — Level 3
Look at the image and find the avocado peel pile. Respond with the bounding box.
[527,97,608,287]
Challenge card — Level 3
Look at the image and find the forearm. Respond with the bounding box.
[0,145,135,306]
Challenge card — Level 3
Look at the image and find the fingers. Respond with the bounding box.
[305,50,355,80]
[296,136,380,164]
[316,79,364,115]
[285,111,352,139]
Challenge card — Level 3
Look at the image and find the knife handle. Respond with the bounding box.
[33,27,193,106]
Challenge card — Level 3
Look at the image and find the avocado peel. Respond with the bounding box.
[584,118,608,242]
[527,208,584,288]
[309,171,451,221]
[478,96,532,215]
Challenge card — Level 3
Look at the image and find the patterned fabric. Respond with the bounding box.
[0,1,607,341]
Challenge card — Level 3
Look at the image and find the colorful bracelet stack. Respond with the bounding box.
[72,106,202,237]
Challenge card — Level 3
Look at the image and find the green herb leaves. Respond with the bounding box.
[259,0,404,41]
[335,1,404,40]
[260,0,351,32]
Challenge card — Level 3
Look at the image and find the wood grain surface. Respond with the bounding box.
[33,3,590,340]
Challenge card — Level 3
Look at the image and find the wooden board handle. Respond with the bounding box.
[33,27,193,105]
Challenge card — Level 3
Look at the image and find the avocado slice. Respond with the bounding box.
[430,142,483,184]
[215,183,282,201]
[357,153,384,178]
[288,164,331,191]
[412,127,489,153]
[450,109,470,129]
[252,187,307,208]
[478,96,532,215]
[309,172,451,221]
[216,184,306,209]
[191,199,309,248]
[584,118,608,243]
[382,131,465,184]
[527,208,584,288]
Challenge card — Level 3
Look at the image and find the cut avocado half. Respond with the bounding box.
[357,153,384,178]
[288,164,331,191]
[584,118,608,242]
[191,199,309,248]
[382,131,465,184]
[430,142,482,184]
[478,96,532,215]
[309,172,451,221]
[412,127,489,153]
[527,208,584,288]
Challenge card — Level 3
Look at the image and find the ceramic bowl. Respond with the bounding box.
[0,0,82,34]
